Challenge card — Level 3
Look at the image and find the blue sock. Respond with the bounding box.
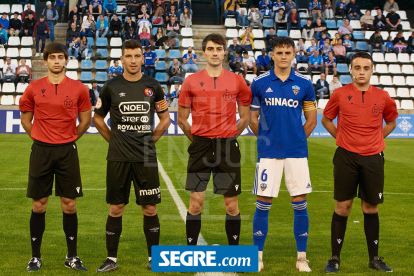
[253,200,271,252]
[292,200,309,252]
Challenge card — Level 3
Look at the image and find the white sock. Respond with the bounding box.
[107,257,117,263]
[297,251,306,260]
[259,251,263,261]
[148,257,152,261]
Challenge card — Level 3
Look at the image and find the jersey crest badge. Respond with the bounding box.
[144,88,154,97]
[260,183,267,191]
[292,85,300,95]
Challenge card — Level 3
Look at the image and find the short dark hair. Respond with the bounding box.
[202,33,227,52]
[43,43,69,61]
[333,74,339,78]
[2,12,6,16]
[40,15,45,19]
[271,36,295,51]
[121,39,142,55]
[91,80,98,84]
[350,52,373,67]
[14,12,19,15]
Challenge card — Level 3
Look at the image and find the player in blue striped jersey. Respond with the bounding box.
[250,36,317,272]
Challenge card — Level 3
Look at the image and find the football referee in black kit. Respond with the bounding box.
[93,40,171,273]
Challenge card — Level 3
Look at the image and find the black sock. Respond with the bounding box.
[143,214,160,257]
[106,215,122,258]
[30,210,46,258]
[186,212,201,245]
[225,213,241,245]
[63,212,78,258]
[364,212,379,261]
[331,212,348,259]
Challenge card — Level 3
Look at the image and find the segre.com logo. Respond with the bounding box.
[152,245,258,272]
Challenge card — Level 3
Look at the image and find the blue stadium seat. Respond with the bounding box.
[156,61,167,71]
[336,20,344,28]
[300,19,307,28]
[96,72,108,82]
[168,49,181,59]
[95,60,108,70]
[277,30,288,37]
[96,49,108,58]
[96,37,108,47]
[337,63,349,74]
[155,72,168,83]
[152,27,163,36]
[264,30,270,37]
[175,38,180,47]
[87,37,94,46]
[326,20,336,29]
[155,49,166,59]
[263,19,273,29]
[81,60,93,70]
[340,75,352,85]
[355,41,368,51]
[352,31,364,40]
[80,71,93,82]
[169,60,181,67]
[346,51,355,59]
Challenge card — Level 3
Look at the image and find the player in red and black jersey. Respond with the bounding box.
[93,40,171,273]
[19,43,92,271]
[177,34,252,246]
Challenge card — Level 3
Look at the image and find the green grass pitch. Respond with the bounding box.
[0,134,413,275]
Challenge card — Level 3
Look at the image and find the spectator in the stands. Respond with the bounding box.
[338,18,353,38]
[55,0,65,23]
[126,0,140,18]
[166,5,179,24]
[329,75,342,95]
[42,1,59,43]
[80,36,92,59]
[261,5,273,19]
[386,36,394,53]
[15,58,31,84]
[20,12,36,38]
[296,38,308,63]
[179,0,192,18]
[335,0,347,18]
[384,0,399,12]
[0,25,7,46]
[274,8,285,30]
[312,18,327,40]
[68,37,81,59]
[320,38,333,57]
[22,4,37,20]
[167,16,180,37]
[302,18,315,40]
[228,38,242,61]
[368,30,385,54]
[273,0,285,13]
[318,32,327,48]
[109,14,122,38]
[385,7,402,31]
[168,0,179,12]
[154,27,168,48]
[259,0,273,19]
[324,51,337,75]
[346,0,360,20]
[307,38,319,57]
[249,6,263,28]
[224,0,239,21]
[140,27,151,46]
[89,0,103,15]
[266,28,277,52]
[315,73,329,99]
[183,47,198,72]
[308,0,321,14]
[360,10,375,30]
[333,38,346,63]
[374,9,387,31]
[343,34,352,51]
[168,58,184,84]
[96,14,109,38]
[108,60,123,78]
[3,57,16,83]
[33,15,49,57]
[287,8,301,34]
[163,87,169,105]
[180,7,192,27]
[407,32,414,54]
[393,31,407,54]
[242,51,257,75]
[68,14,81,31]
[77,0,91,16]
[68,6,80,23]
[9,12,22,37]
[229,51,243,72]
[332,32,340,46]
[323,0,334,19]
[0,13,9,34]
[170,84,180,107]
[80,14,95,38]
[259,0,272,10]
[143,46,158,78]
[66,23,80,48]
[124,16,136,33]
[103,0,117,16]
[312,9,325,24]
[256,49,271,75]
[238,9,249,27]
[307,49,324,76]
[89,80,101,106]
[152,2,165,22]
[240,27,254,51]
[285,0,297,15]
[124,27,138,41]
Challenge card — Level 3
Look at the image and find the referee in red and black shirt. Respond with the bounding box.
[19,43,92,271]
[322,52,398,273]
[177,34,252,246]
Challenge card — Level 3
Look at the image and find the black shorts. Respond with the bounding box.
[27,140,83,199]
[333,147,385,205]
[185,136,241,196]
[106,161,161,206]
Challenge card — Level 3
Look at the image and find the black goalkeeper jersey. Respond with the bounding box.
[94,74,168,162]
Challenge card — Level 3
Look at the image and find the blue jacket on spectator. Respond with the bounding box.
[316,79,329,91]
[56,0,65,7]
[179,0,191,11]
[256,55,271,67]
[0,28,8,43]
[0,18,9,30]
[103,0,118,11]
[259,0,272,9]
[96,18,109,30]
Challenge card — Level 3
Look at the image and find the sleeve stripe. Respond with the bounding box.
[250,104,260,108]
